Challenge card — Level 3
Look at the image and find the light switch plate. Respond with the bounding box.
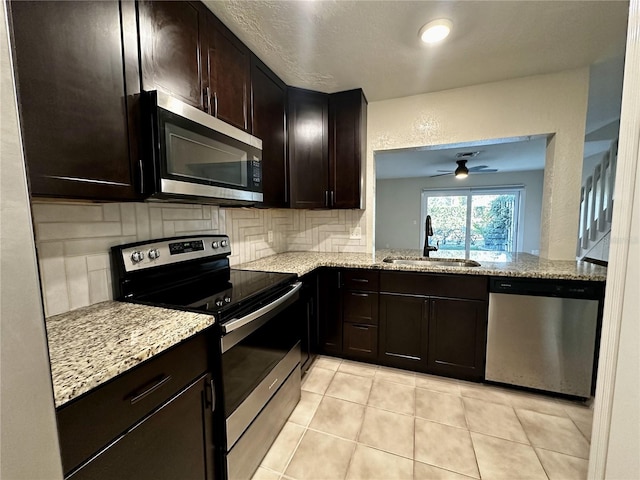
[267,230,274,243]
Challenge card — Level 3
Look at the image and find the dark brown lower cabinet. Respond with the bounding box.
[343,323,378,360]
[57,333,214,479]
[318,269,342,355]
[69,374,214,480]
[299,273,319,373]
[378,294,429,371]
[427,298,488,381]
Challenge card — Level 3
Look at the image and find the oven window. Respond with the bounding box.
[222,302,300,417]
[165,123,249,187]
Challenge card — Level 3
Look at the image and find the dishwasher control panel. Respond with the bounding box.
[489,277,603,300]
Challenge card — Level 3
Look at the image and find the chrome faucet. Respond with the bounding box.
[423,215,439,257]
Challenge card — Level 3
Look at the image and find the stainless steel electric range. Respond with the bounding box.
[111,235,302,480]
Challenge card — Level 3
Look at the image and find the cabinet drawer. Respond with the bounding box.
[343,269,379,291]
[57,332,209,475]
[343,291,378,325]
[380,272,488,301]
[343,323,378,360]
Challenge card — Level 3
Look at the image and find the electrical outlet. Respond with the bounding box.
[349,226,362,239]
[267,230,274,243]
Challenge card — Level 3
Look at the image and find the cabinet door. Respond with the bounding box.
[10,1,138,200]
[251,56,288,207]
[317,269,342,355]
[69,374,214,480]
[379,294,429,371]
[299,273,319,373]
[206,14,250,131]
[288,88,329,209]
[329,89,367,208]
[427,298,488,381]
[343,323,378,360]
[139,0,204,109]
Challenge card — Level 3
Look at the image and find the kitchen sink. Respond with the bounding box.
[383,257,481,267]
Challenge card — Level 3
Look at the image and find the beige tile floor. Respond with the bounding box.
[252,356,594,480]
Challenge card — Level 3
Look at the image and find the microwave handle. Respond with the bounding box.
[222,282,302,334]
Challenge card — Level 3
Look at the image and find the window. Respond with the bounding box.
[421,187,523,261]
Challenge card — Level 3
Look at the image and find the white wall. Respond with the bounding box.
[603,167,639,477]
[0,5,63,478]
[366,68,590,260]
[590,0,640,477]
[376,170,544,253]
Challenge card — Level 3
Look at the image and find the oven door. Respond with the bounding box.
[220,282,302,449]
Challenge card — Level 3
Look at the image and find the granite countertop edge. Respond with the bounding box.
[234,250,607,282]
[46,301,215,408]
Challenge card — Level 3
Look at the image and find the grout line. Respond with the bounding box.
[273,424,308,478]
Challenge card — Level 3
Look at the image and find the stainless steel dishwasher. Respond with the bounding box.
[486,277,604,398]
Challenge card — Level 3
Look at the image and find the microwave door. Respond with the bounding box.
[144,90,262,204]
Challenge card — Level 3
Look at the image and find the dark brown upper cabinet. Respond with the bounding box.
[139,2,251,132]
[251,55,288,207]
[329,89,367,209]
[9,0,140,201]
[288,88,367,209]
[205,13,251,131]
[138,1,205,110]
[288,88,330,209]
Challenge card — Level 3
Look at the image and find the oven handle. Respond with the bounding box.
[222,282,302,334]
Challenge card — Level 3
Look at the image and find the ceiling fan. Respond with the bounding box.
[430,159,498,178]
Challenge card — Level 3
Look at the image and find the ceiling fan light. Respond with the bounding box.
[455,160,469,178]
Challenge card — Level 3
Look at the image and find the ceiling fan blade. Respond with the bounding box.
[429,172,452,177]
[468,165,489,171]
[436,169,454,173]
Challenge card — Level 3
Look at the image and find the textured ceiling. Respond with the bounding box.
[203,0,629,102]
[375,136,548,179]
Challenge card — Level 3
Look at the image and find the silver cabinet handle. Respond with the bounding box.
[330,190,335,206]
[129,375,171,405]
[138,159,144,194]
[222,282,302,334]
[352,278,369,283]
[351,292,369,297]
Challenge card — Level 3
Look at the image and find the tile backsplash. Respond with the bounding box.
[32,201,366,317]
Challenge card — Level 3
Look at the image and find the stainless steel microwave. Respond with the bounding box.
[141,90,263,204]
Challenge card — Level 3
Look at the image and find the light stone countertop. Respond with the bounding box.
[235,249,607,281]
[46,249,605,408]
[45,301,215,408]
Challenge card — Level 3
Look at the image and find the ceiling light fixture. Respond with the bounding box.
[419,19,453,44]
[454,160,469,179]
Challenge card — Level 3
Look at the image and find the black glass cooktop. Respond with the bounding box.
[135,269,297,320]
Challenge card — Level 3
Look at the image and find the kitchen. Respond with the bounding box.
[1,1,638,480]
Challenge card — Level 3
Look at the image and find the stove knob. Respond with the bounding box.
[130,251,144,263]
[221,239,229,248]
[224,295,232,304]
[211,241,219,249]
[215,298,224,307]
[148,248,160,260]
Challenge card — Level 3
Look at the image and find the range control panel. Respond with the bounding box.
[118,235,231,272]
